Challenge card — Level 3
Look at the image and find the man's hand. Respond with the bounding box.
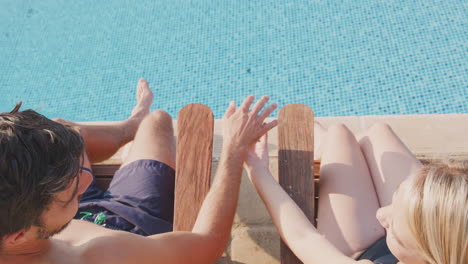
[222,95,277,156]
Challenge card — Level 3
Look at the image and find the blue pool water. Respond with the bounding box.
[0,0,466,121]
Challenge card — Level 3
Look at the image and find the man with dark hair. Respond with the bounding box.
[0,79,278,264]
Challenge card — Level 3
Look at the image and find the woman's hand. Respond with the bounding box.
[244,133,270,176]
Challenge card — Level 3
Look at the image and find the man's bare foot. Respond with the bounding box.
[121,79,155,162]
[120,79,155,143]
[130,78,154,120]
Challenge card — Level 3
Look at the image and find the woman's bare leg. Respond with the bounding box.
[54,79,154,163]
[359,123,422,207]
[317,124,385,257]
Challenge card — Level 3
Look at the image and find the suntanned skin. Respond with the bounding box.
[0,79,278,264]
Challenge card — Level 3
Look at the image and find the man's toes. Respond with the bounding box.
[138,78,148,88]
[136,78,153,101]
[137,79,148,98]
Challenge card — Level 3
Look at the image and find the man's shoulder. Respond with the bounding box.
[56,219,116,243]
[55,220,192,264]
[54,220,140,263]
[55,220,134,256]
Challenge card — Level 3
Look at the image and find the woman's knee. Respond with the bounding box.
[366,123,392,137]
[327,123,353,137]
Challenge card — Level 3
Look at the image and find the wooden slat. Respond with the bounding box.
[91,164,120,177]
[278,104,315,264]
[173,104,214,231]
[91,164,119,190]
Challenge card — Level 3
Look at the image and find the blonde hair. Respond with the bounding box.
[404,160,468,264]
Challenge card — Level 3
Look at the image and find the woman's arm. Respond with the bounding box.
[245,135,362,264]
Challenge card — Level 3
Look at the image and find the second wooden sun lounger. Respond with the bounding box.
[278,104,315,264]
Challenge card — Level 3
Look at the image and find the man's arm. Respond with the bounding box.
[84,96,277,264]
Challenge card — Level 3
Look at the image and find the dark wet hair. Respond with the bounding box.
[0,102,84,244]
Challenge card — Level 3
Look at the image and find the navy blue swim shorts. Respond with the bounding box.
[74,159,175,236]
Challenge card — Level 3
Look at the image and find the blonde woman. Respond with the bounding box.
[245,123,467,264]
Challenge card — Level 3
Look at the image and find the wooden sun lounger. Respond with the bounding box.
[173,103,214,231]
[278,104,316,264]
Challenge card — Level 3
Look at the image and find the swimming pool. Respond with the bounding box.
[0,0,466,121]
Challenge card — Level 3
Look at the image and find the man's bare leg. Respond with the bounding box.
[317,124,385,257]
[54,79,154,163]
[359,123,422,207]
[120,109,175,170]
